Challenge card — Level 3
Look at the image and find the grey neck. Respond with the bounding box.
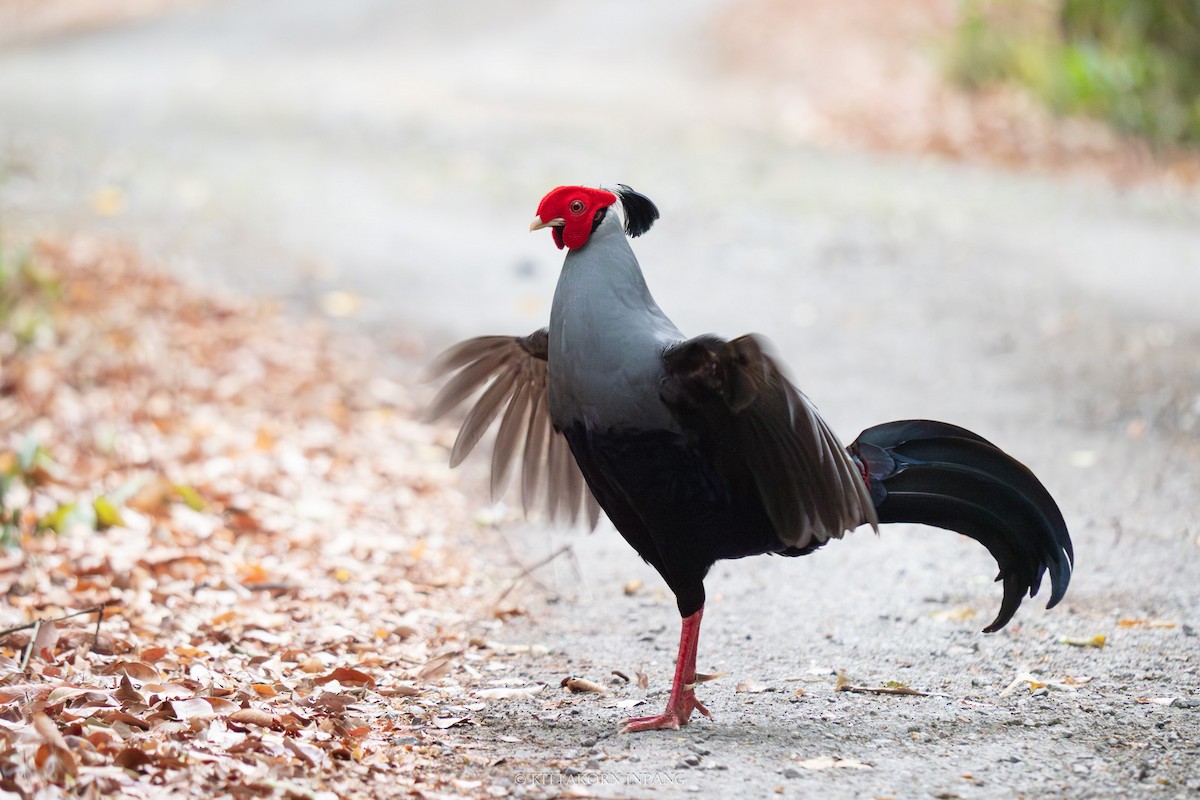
[546,211,683,431]
[553,212,676,329]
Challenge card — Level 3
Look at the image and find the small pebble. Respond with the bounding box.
[782,768,802,779]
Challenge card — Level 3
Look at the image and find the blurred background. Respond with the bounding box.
[1,0,1198,491]
[1,0,1198,341]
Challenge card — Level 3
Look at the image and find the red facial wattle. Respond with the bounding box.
[532,186,618,250]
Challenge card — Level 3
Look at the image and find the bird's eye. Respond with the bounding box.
[569,200,585,215]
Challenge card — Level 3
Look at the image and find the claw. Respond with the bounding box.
[621,690,711,732]
[620,608,713,733]
[621,712,682,733]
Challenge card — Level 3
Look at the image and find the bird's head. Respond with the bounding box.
[530,184,660,250]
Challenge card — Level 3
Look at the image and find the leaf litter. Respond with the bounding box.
[0,238,531,798]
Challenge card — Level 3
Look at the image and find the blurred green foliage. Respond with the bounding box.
[949,0,1200,147]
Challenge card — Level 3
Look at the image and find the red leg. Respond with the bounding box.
[622,607,712,732]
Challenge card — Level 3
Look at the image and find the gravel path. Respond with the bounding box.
[2,1,1198,797]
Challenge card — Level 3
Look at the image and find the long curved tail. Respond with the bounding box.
[848,420,1073,633]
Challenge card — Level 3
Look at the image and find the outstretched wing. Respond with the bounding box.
[426,330,601,528]
[661,334,877,549]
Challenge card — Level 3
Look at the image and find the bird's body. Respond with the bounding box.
[428,184,1073,732]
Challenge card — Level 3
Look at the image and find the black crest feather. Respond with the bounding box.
[614,184,659,238]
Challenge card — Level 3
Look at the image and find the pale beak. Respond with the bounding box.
[529,215,564,232]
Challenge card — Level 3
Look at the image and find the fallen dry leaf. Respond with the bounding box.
[735,679,772,694]
[113,675,144,704]
[1059,635,1107,648]
[694,671,726,683]
[284,737,326,767]
[102,661,160,682]
[201,696,240,715]
[314,666,375,687]
[170,697,217,721]
[998,672,1087,697]
[561,676,607,694]
[417,655,455,683]
[835,676,930,697]
[112,747,155,772]
[611,698,646,710]
[431,716,469,729]
[227,708,279,729]
[32,713,78,781]
[835,681,926,695]
[474,685,545,701]
[1117,619,1177,629]
[31,620,60,662]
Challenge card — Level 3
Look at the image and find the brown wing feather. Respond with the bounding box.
[662,334,877,549]
[490,380,531,496]
[426,331,599,529]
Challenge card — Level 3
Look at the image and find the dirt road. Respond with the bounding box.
[1,1,1198,796]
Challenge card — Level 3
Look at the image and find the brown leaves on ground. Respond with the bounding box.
[0,239,509,798]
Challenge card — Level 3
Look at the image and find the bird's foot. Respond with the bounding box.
[621,693,711,733]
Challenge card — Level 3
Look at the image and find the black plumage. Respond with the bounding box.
[428,184,1074,732]
[850,420,1074,632]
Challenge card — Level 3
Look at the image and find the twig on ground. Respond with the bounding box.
[2,603,113,662]
[19,620,39,670]
[242,582,299,593]
[835,672,930,697]
[0,603,113,638]
[493,543,574,607]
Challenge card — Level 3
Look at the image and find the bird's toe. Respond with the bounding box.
[620,712,683,733]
